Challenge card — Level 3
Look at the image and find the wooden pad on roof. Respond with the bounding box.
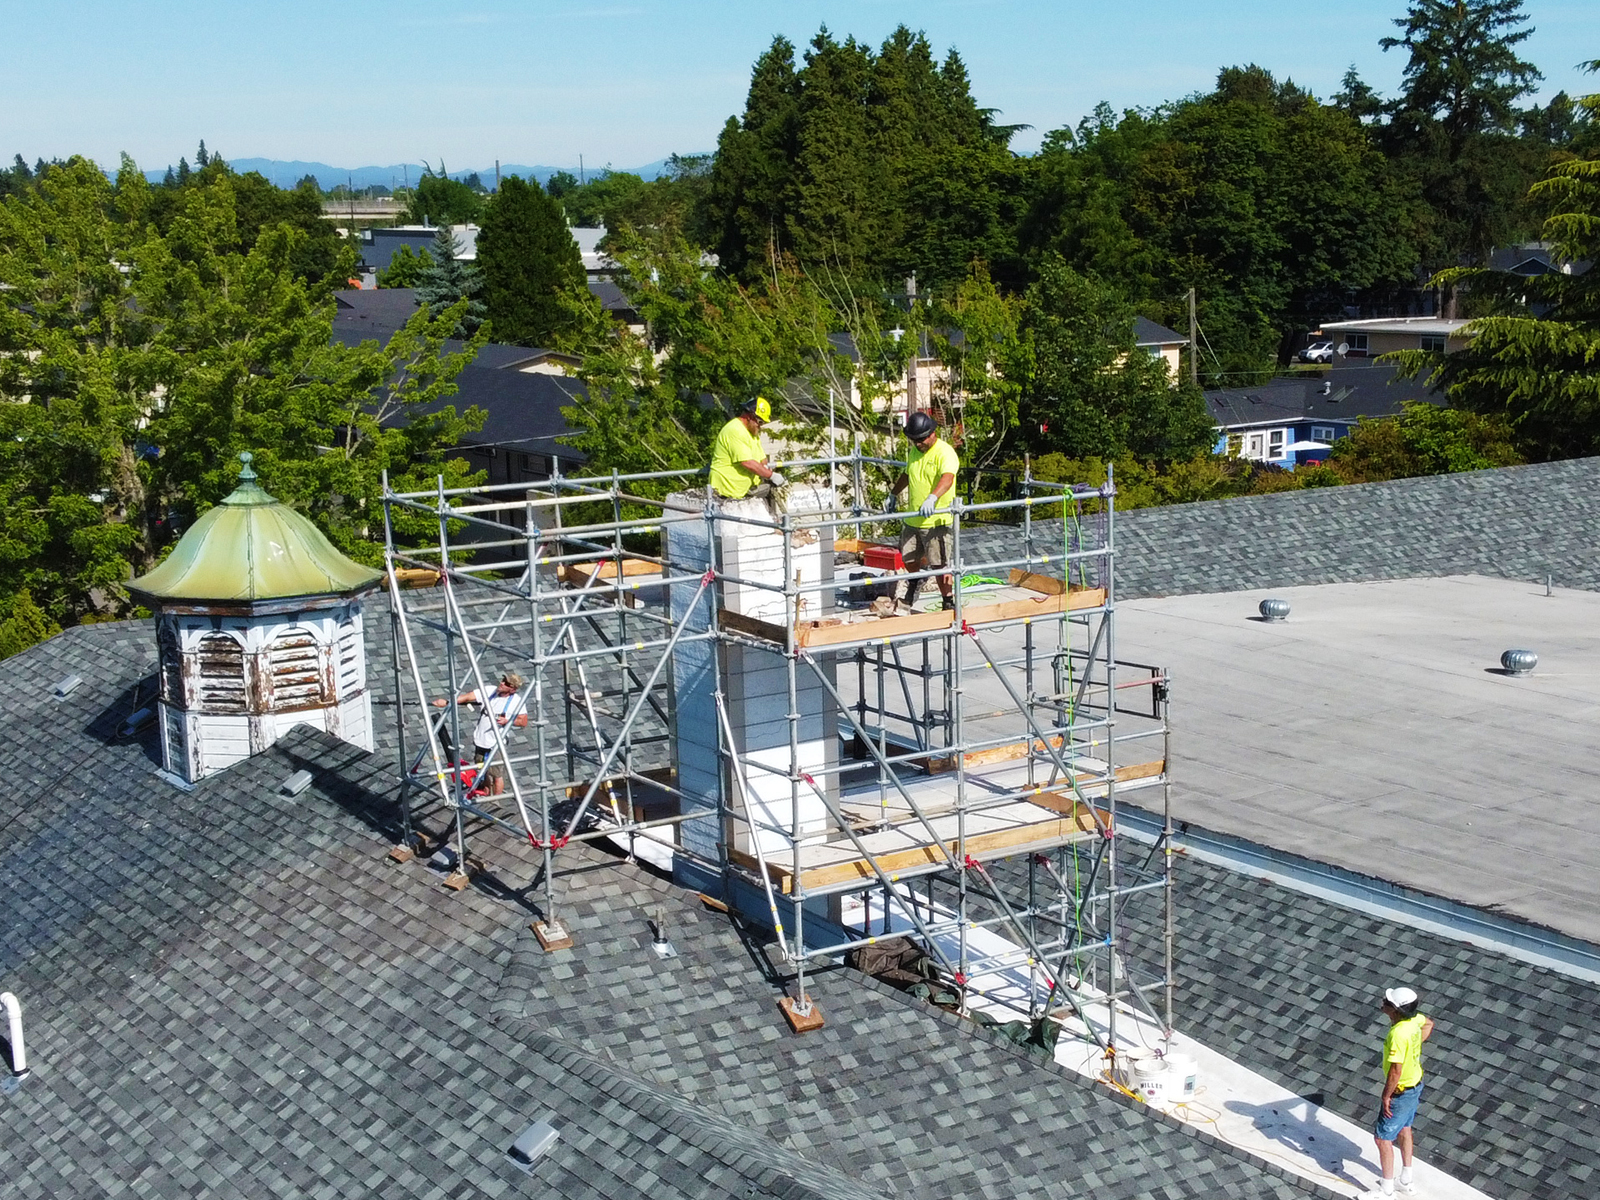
[728,792,1106,895]
[720,573,1106,649]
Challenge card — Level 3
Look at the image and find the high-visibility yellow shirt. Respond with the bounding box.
[905,437,960,528]
[1383,1014,1426,1090]
[708,417,765,499]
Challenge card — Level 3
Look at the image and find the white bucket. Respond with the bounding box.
[1133,1057,1168,1103]
[1117,1048,1154,1089]
[1165,1053,1198,1101]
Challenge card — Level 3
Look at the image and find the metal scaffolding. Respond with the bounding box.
[382,450,1175,1050]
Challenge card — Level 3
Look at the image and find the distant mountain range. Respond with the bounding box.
[140,157,688,189]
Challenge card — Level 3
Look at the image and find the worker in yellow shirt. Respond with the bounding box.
[1373,984,1435,1196]
[708,397,785,500]
[884,411,959,611]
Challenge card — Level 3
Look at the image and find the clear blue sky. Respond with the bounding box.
[4,0,1595,173]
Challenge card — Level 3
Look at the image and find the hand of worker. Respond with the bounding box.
[769,470,786,488]
[882,495,897,514]
[432,698,447,708]
[918,495,938,518]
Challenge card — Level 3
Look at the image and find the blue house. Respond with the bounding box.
[1205,363,1441,469]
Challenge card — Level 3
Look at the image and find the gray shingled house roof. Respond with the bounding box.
[0,619,1319,1200]
[1133,316,1187,347]
[11,457,1600,1198]
[962,455,1600,600]
[1138,853,1600,1200]
[1204,363,1440,430]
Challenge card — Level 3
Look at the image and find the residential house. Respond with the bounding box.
[1206,362,1440,468]
[1487,241,1590,278]
[1134,316,1189,379]
[1314,316,1473,358]
[356,224,480,283]
[330,288,588,489]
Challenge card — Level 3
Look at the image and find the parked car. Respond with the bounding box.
[1298,341,1334,364]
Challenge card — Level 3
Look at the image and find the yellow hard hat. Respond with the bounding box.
[742,396,772,423]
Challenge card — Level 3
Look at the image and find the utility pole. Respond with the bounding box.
[1187,287,1198,387]
[579,154,584,185]
[495,159,501,191]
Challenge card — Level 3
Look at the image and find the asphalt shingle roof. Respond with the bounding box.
[963,455,1600,600]
[1136,853,1600,1200]
[1204,363,1440,428]
[11,459,1600,1197]
[0,619,1317,1200]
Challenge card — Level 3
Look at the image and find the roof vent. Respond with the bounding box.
[1500,649,1538,677]
[1320,380,1332,396]
[53,675,83,699]
[1,992,28,1089]
[649,905,678,959]
[1259,598,1290,622]
[279,769,314,797]
[506,1120,559,1174]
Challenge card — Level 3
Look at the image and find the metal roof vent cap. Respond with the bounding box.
[1259,598,1291,622]
[506,1120,558,1174]
[1501,648,1538,676]
[1320,380,1332,395]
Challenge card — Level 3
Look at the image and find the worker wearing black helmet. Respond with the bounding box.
[709,396,786,500]
[884,410,959,611]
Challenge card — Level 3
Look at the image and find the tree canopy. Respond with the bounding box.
[477,176,588,347]
[0,156,485,626]
[1393,63,1600,459]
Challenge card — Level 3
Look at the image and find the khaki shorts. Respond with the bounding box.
[475,746,507,784]
[900,524,951,571]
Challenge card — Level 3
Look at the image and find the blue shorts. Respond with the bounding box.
[1374,1080,1424,1141]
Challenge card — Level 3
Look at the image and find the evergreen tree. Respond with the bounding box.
[703,35,802,275]
[0,589,60,659]
[1395,64,1600,459]
[545,170,579,199]
[196,139,209,168]
[1334,67,1384,124]
[701,26,1007,285]
[414,224,487,336]
[176,156,191,185]
[476,175,586,347]
[1380,0,1544,267]
[162,165,176,188]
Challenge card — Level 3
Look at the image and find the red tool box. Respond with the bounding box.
[862,545,905,572]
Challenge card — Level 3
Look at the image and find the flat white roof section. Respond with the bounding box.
[1116,575,1600,942]
[1318,316,1472,335]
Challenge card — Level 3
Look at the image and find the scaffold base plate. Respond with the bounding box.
[779,995,825,1033]
[387,844,415,863]
[533,920,575,951]
[443,871,472,891]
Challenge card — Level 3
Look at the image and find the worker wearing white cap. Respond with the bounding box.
[1374,985,1435,1195]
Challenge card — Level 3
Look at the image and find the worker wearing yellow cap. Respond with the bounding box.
[709,397,786,500]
